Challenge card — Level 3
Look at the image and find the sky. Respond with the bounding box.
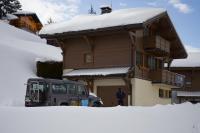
[18,0,200,52]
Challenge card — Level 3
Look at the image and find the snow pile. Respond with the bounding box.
[40,8,166,35]
[0,22,62,106]
[0,103,199,133]
[171,52,200,67]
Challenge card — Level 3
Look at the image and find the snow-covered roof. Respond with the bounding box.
[171,52,200,67]
[12,11,42,24]
[177,91,200,97]
[2,14,18,20]
[63,67,130,77]
[100,5,112,8]
[40,8,166,35]
[13,10,35,15]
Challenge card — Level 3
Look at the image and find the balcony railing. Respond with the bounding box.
[144,35,170,56]
[135,66,149,80]
[149,70,185,88]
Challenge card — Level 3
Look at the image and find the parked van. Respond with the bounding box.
[25,78,102,107]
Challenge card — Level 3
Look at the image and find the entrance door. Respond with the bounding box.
[97,86,128,107]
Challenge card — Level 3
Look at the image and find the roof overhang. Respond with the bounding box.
[13,13,42,26]
[40,23,142,39]
[177,91,200,97]
[63,67,130,78]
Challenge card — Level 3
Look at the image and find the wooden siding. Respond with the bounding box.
[63,33,131,69]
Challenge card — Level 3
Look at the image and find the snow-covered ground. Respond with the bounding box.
[0,103,199,133]
[0,22,62,106]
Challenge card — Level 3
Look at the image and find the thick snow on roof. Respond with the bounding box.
[0,22,62,106]
[2,14,18,20]
[63,67,130,76]
[171,52,200,67]
[0,103,200,133]
[40,8,166,35]
[13,10,35,15]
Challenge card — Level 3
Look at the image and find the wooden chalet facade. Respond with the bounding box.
[171,53,200,104]
[40,8,187,106]
[10,11,42,33]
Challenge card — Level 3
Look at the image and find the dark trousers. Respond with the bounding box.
[118,100,124,106]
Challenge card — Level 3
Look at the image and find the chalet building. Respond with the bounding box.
[9,11,42,33]
[171,52,200,104]
[40,7,187,106]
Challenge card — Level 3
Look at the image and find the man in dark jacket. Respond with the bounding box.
[116,88,126,106]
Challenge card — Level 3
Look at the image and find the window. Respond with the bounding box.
[136,52,143,66]
[148,56,157,70]
[159,89,171,98]
[159,89,164,98]
[84,53,93,63]
[30,82,46,92]
[77,85,86,95]
[52,84,67,94]
[66,84,76,95]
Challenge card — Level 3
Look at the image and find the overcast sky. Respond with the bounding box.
[18,0,200,51]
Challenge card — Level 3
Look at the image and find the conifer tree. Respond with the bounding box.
[88,4,96,15]
[0,0,22,18]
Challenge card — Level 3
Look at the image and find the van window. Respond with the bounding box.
[77,85,86,95]
[30,82,45,92]
[52,84,67,93]
[66,84,76,95]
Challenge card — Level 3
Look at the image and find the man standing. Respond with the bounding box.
[116,88,126,106]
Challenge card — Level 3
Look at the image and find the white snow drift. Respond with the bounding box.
[0,22,62,106]
[0,103,200,133]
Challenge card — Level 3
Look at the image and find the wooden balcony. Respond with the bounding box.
[149,70,185,88]
[144,35,170,57]
[135,66,150,80]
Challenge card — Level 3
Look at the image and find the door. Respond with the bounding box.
[97,86,128,107]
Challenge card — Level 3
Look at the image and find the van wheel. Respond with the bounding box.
[60,103,69,106]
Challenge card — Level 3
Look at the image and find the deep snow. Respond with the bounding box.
[0,22,62,106]
[0,103,200,133]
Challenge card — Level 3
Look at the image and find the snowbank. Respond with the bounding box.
[0,103,199,133]
[0,22,62,106]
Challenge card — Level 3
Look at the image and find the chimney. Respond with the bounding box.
[100,6,112,14]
